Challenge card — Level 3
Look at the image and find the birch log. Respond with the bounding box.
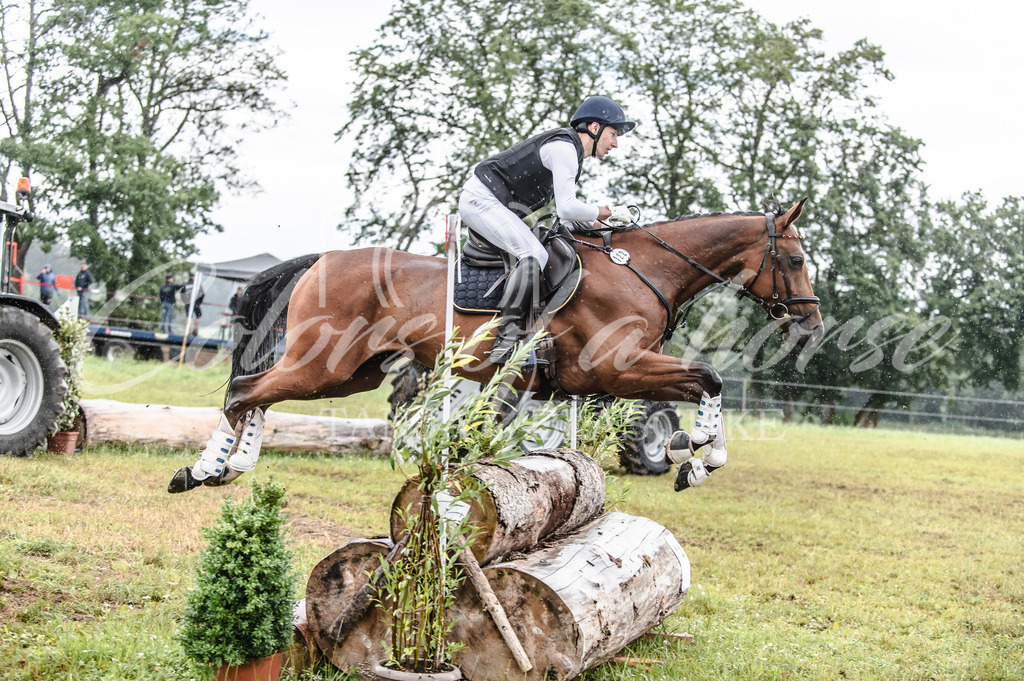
[390,448,605,565]
[306,513,690,680]
[79,399,391,455]
[451,512,690,681]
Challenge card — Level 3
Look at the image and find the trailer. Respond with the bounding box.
[88,323,231,361]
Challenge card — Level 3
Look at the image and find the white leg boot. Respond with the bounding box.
[190,415,237,481]
[228,409,266,473]
[689,392,721,446]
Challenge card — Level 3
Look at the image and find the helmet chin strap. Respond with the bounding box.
[583,122,608,157]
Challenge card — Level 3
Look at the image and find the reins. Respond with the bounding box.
[573,211,821,344]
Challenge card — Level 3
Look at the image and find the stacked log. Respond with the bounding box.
[304,449,690,681]
[389,448,606,564]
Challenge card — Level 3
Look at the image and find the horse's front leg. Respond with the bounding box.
[595,352,728,492]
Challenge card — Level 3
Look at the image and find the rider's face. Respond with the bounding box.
[590,124,619,158]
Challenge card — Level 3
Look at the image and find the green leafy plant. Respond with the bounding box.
[573,398,644,509]
[377,323,551,673]
[178,480,296,669]
[51,307,90,431]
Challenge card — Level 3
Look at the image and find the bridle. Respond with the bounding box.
[577,211,821,343]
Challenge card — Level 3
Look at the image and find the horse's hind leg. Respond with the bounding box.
[168,354,393,494]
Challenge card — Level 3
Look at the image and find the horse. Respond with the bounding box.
[168,199,824,494]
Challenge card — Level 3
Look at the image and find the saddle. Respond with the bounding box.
[454,220,583,316]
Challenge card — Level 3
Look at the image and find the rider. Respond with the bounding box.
[459,95,636,363]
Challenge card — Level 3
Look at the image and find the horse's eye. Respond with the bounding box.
[789,255,804,268]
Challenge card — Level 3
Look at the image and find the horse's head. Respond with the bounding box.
[742,199,825,347]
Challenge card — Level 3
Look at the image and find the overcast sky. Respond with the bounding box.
[197,0,1023,263]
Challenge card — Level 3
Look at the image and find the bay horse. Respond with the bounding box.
[168,199,823,493]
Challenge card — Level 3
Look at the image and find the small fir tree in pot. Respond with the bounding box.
[374,325,558,677]
[179,480,296,680]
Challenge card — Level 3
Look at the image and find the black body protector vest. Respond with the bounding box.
[474,128,585,218]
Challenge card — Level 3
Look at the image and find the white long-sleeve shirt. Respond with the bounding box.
[539,140,599,222]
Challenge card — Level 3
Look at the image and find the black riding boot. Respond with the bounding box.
[490,257,541,364]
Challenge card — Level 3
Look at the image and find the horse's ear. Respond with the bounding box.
[781,198,807,228]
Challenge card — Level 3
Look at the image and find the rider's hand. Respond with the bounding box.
[606,205,634,226]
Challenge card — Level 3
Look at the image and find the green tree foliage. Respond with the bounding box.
[0,0,284,292]
[179,479,295,668]
[340,0,610,250]
[927,194,1024,391]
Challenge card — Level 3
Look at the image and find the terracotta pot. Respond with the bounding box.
[370,660,462,681]
[47,430,78,455]
[216,652,283,681]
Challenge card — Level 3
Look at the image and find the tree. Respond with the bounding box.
[926,194,1024,392]
[339,0,611,250]
[0,0,284,293]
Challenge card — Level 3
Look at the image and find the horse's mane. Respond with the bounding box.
[647,197,784,228]
[646,210,762,229]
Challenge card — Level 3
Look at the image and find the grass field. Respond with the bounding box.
[1,357,1022,680]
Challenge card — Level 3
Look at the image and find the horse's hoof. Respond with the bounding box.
[674,462,693,492]
[673,457,710,492]
[167,467,202,494]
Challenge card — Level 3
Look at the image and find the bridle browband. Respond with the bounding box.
[577,211,821,343]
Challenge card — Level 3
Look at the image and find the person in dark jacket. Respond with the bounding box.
[180,274,204,322]
[36,264,56,307]
[458,96,636,363]
[159,275,184,333]
[74,263,94,317]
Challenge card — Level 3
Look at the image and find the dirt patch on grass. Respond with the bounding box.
[0,576,38,620]
[287,514,357,548]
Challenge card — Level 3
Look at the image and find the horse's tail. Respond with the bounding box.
[229,253,322,384]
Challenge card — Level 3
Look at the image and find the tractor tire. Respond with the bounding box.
[513,392,567,452]
[0,306,68,456]
[618,401,678,476]
[387,360,431,421]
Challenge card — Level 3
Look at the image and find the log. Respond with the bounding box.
[390,448,605,565]
[451,512,690,681]
[309,512,690,681]
[79,399,391,456]
[304,537,392,673]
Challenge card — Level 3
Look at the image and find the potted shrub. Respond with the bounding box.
[179,480,296,681]
[372,326,554,679]
[48,307,89,454]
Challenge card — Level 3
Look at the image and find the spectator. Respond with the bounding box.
[36,264,56,307]
[180,273,205,323]
[228,286,244,316]
[159,275,184,333]
[74,262,94,317]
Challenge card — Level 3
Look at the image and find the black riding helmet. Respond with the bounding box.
[570,96,636,157]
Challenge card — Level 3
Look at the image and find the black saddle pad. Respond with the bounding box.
[452,256,584,315]
[453,260,505,313]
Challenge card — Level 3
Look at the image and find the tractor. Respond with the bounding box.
[0,178,68,455]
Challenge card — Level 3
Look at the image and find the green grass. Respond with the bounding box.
[2,358,1022,680]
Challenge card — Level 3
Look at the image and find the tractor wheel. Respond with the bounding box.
[387,360,431,421]
[0,307,68,456]
[618,401,678,476]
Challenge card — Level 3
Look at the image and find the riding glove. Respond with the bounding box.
[606,205,635,226]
